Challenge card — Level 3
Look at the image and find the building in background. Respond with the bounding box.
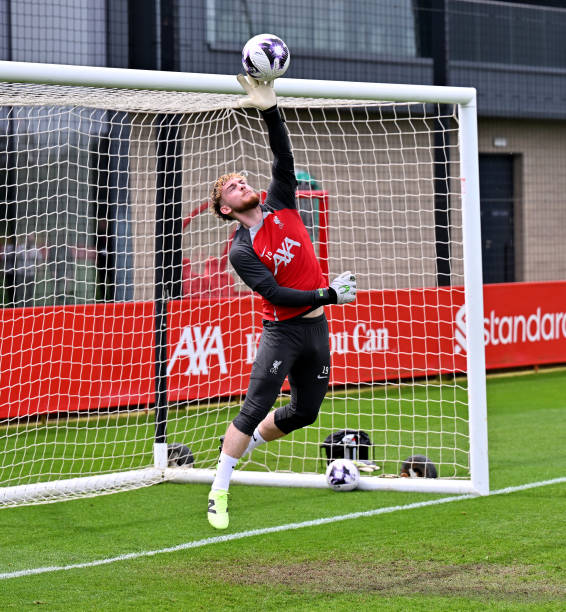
[0,0,565,306]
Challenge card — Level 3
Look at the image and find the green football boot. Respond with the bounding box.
[207,488,229,529]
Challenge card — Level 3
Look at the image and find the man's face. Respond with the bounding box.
[220,176,260,216]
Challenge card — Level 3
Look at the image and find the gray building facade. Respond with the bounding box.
[0,0,565,307]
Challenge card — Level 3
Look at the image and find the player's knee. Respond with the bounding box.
[296,408,319,429]
[274,402,320,434]
[233,405,266,436]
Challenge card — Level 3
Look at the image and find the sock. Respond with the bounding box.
[242,428,267,457]
[211,452,238,491]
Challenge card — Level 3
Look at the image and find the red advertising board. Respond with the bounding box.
[1,281,565,418]
[0,302,155,417]
[482,281,566,369]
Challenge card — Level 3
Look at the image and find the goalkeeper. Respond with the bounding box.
[207,75,356,529]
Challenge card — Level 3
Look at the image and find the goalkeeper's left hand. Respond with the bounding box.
[329,271,357,304]
[236,74,277,110]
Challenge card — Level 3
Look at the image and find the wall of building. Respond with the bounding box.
[478,119,566,282]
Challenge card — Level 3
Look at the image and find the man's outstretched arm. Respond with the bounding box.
[260,105,295,191]
[237,74,296,208]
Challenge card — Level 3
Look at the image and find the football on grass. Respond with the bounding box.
[325,459,360,491]
[242,34,290,81]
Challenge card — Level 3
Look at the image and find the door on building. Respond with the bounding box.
[478,154,515,284]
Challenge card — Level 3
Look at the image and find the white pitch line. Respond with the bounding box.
[1,476,564,581]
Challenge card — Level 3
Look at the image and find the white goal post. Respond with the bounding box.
[0,60,488,507]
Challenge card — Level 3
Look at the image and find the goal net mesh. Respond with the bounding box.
[0,80,468,506]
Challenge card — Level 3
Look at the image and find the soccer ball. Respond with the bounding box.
[242,34,290,81]
[325,459,360,492]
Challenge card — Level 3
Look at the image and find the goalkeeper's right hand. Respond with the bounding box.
[329,271,357,304]
[236,74,277,110]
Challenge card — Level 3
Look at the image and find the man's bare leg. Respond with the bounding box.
[256,411,286,442]
[221,412,285,461]
[208,412,287,529]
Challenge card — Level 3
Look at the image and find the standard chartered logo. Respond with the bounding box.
[484,307,566,345]
[454,304,566,353]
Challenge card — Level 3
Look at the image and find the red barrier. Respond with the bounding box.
[0,302,155,417]
[482,281,566,369]
[1,281,565,418]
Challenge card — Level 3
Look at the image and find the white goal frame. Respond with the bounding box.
[0,61,488,504]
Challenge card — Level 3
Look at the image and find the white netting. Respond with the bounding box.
[0,81,392,112]
[0,78,474,506]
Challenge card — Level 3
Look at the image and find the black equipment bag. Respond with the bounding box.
[320,429,372,464]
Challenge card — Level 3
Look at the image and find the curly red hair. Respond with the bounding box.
[210,172,246,221]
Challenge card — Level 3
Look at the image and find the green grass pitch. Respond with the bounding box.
[0,368,565,610]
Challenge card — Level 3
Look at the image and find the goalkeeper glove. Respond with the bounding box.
[329,271,357,304]
[353,460,381,474]
[236,74,277,110]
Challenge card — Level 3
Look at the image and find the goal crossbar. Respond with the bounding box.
[0,60,476,106]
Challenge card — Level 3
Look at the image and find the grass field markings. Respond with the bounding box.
[1,476,564,582]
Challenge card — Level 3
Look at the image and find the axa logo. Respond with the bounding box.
[273,236,301,275]
[167,325,227,376]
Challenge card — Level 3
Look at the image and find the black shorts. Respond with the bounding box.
[233,314,330,436]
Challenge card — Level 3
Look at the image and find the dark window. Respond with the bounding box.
[450,0,566,69]
[206,0,418,59]
[479,154,515,284]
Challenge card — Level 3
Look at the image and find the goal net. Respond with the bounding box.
[0,63,488,507]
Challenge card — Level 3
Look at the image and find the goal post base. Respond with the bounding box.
[166,468,487,495]
[0,466,488,508]
[0,469,166,508]
[154,442,169,469]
